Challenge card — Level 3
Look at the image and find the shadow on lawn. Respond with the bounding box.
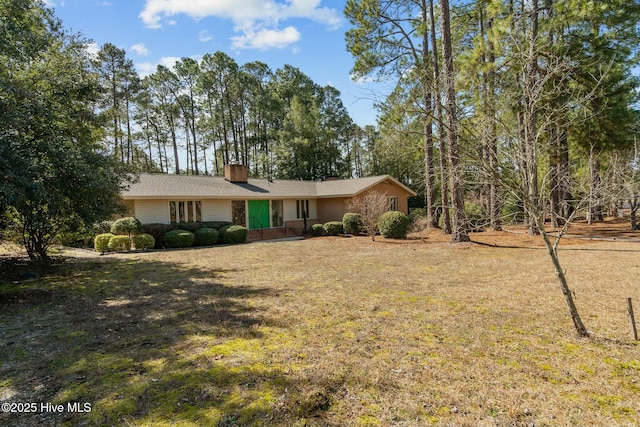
[0,256,340,427]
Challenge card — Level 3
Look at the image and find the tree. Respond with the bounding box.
[345,191,390,241]
[438,0,470,242]
[345,0,441,229]
[93,43,140,164]
[0,0,131,262]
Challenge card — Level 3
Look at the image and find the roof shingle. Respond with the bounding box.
[122,174,416,199]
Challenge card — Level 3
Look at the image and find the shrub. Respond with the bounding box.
[94,233,114,253]
[342,213,363,235]
[378,211,411,239]
[132,233,155,250]
[465,202,489,231]
[141,223,169,249]
[92,220,114,235]
[163,229,195,248]
[107,235,131,252]
[202,221,233,230]
[168,221,202,233]
[110,217,142,236]
[57,228,93,248]
[310,223,324,236]
[195,227,218,246]
[323,221,344,236]
[222,225,248,244]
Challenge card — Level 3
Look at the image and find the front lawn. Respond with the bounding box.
[1,232,639,426]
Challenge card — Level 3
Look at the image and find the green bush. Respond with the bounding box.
[201,221,233,230]
[378,211,411,239]
[94,233,114,253]
[107,235,131,252]
[141,223,169,249]
[465,202,489,231]
[167,221,202,233]
[221,225,248,244]
[110,217,142,236]
[342,213,363,235]
[195,227,218,246]
[310,223,324,236]
[163,229,195,248]
[323,221,344,236]
[57,227,93,248]
[92,220,114,235]
[132,233,155,250]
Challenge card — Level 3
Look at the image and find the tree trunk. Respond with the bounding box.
[534,214,589,337]
[430,0,451,234]
[439,0,469,243]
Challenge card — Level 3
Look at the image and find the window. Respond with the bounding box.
[388,196,398,211]
[296,199,310,219]
[170,201,176,223]
[271,200,284,227]
[169,200,202,223]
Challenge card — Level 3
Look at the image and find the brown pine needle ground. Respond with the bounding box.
[1,221,639,426]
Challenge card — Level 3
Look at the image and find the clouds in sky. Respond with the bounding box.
[130,43,150,56]
[139,0,342,50]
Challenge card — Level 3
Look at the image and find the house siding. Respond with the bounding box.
[283,199,317,222]
[134,200,169,224]
[317,182,411,224]
[202,200,232,222]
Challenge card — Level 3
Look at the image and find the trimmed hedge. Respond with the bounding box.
[163,229,196,248]
[323,221,344,236]
[220,225,248,244]
[141,223,169,249]
[378,211,411,239]
[310,223,324,236]
[168,221,202,233]
[201,221,233,230]
[108,235,131,252]
[342,213,363,235]
[132,233,155,250]
[94,233,114,253]
[111,217,142,236]
[195,227,218,246]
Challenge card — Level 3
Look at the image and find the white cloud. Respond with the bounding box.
[130,43,150,56]
[135,56,190,77]
[44,0,65,6]
[231,26,300,50]
[199,30,213,43]
[139,0,342,49]
[85,42,100,58]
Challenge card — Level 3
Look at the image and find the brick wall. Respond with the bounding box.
[247,226,304,242]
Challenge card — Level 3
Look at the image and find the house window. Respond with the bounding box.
[271,200,284,227]
[388,196,398,211]
[296,199,310,219]
[169,200,202,223]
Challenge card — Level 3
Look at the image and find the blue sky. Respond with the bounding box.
[45,0,388,127]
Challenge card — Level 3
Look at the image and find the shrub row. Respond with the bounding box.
[95,232,156,254]
[311,212,412,239]
[163,225,247,248]
[94,217,245,252]
[142,221,233,249]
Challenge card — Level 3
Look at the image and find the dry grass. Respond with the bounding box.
[1,225,640,426]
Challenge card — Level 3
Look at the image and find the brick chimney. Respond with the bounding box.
[224,163,249,183]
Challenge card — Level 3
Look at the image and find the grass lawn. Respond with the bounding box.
[1,229,639,426]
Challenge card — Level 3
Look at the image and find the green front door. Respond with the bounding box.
[248,200,270,230]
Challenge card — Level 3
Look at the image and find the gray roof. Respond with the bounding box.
[122,173,416,200]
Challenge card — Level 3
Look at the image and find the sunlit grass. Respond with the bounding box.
[1,231,639,426]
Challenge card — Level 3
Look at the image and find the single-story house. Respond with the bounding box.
[122,164,416,238]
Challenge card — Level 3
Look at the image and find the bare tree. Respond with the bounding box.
[345,191,389,241]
